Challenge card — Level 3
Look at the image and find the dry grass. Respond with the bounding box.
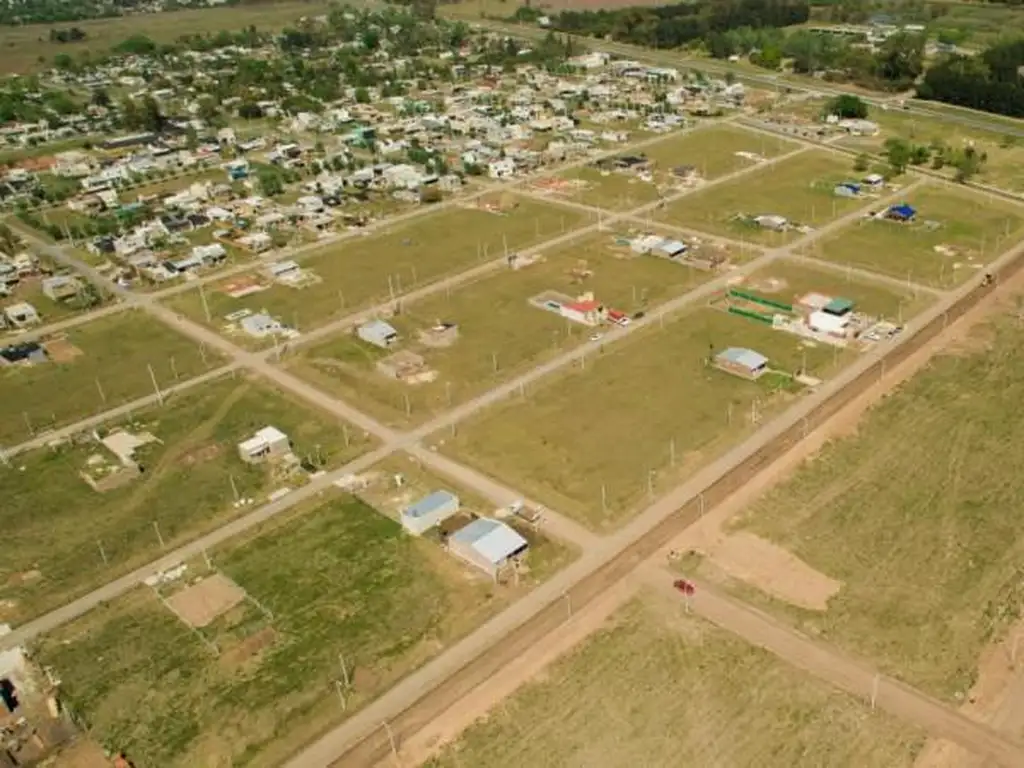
[734,306,1024,701]
[0,1,330,74]
[655,150,866,244]
[427,594,925,768]
[165,195,589,344]
[442,306,853,530]
[802,184,1024,289]
[286,230,726,427]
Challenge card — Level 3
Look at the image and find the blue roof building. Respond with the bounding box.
[715,347,768,379]
[887,204,917,222]
[401,490,460,536]
[449,518,528,579]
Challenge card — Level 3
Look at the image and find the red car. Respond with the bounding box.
[673,579,696,596]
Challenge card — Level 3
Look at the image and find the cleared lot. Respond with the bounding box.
[802,184,1024,288]
[734,307,1024,700]
[427,595,925,767]
[286,230,729,427]
[0,375,371,624]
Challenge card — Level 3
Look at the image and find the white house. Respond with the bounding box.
[237,426,290,464]
[3,302,40,327]
[487,158,515,180]
[401,490,460,536]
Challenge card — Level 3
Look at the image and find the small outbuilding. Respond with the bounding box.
[714,347,768,380]
[886,204,917,223]
[3,302,39,327]
[237,426,291,464]
[448,518,528,580]
[41,275,82,302]
[401,490,461,536]
[240,312,284,338]
[357,319,399,349]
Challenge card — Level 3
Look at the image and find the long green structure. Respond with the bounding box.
[728,306,774,324]
[728,288,793,313]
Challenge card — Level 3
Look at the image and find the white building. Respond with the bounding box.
[237,426,290,464]
[401,490,460,536]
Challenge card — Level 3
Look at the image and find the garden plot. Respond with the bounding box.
[426,595,925,768]
[802,185,1024,288]
[655,151,873,244]
[0,375,370,625]
[0,310,222,446]
[730,308,1024,702]
[286,230,734,427]
[34,486,566,768]
[441,307,851,530]
[164,195,588,346]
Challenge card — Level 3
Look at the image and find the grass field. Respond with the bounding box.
[802,184,1024,288]
[553,125,798,211]
[35,489,567,767]
[442,306,852,530]
[0,1,330,74]
[286,230,726,427]
[165,195,588,344]
[655,150,866,244]
[0,310,222,446]
[733,307,1024,700]
[0,374,371,625]
[742,258,934,322]
[835,109,1024,194]
[427,595,925,767]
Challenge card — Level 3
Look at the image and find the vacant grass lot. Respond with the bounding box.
[165,196,588,343]
[443,307,850,530]
[835,109,1024,194]
[803,185,1024,288]
[35,491,562,767]
[554,125,798,210]
[0,310,221,446]
[735,310,1024,700]
[656,150,865,244]
[0,1,330,74]
[287,231,722,427]
[428,596,925,768]
[0,375,370,625]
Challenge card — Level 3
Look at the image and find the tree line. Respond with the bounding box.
[917,39,1024,118]
[550,0,810,49]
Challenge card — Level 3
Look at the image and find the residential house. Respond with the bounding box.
[714,347,768,380]
[3,302,40,327]
[41,275,82,302]
[239,312,284,338]
[237,426,291,464]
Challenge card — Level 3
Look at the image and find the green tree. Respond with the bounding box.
[884,137,913,175]
[853,153,870,172]
[826,94,868,120]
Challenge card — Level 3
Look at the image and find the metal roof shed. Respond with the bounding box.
[449,518,528,579]
[823,297,854,316]
[357,319,399,349]
[401,490,460,536]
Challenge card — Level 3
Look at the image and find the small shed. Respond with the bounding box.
[238,426,290,464]
[714,347,768,380]
[658,239,688,258]
[833,182,860,198]
[357,319,399,349]
[886,204,916,222]
[754,214,788,231]
[401,490,460,536]
[448,518,528,580]
[41,275,81,302]
[809,310,850,337]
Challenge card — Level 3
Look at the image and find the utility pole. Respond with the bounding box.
[97,539,108,565]
[170,356,179,381]
[147,363,163,405]
[199,281,211,323]
[153,521,165,549]
[95,377,107,404]
[669,437,676,467]
[382,721,398,762]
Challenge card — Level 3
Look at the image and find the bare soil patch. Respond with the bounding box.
[43,337,83,363]
[166,573,246,629]
[220,627,277,669]
[179,443,222,467]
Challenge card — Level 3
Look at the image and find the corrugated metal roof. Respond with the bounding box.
[403,490,458,520]
[824,297,854,315]
[717,347,768,370]
[451,518,528,564]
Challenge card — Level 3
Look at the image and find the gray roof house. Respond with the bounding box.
[357,319,399,349]
[448,518,528,579]
[401,490,460,536]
